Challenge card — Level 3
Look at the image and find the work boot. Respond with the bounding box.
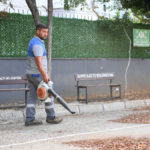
[25,119,43,126]
[46,116,63,124]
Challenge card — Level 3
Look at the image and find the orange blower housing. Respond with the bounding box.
[37,87,46,99]
[37,81,53,102]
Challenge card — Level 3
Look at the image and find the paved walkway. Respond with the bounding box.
[0,99,150,124]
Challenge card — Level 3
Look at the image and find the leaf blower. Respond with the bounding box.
[37,81,75,114]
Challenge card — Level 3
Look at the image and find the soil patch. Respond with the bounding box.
[109,112,150,124]
[1,90,150,107]
[133,106,150,111]
[63,137,150,150]
[63,90,150,104]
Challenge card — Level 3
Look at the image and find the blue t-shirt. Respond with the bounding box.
[26,36,47,74]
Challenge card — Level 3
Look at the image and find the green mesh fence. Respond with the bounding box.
[0,13,150,58]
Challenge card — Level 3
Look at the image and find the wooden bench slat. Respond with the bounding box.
[109,84,122,87]
[76,84,121,87]
[0,80,28,85]
[0,88,30,92]
[0,76,27,80]
[74,73,115,81]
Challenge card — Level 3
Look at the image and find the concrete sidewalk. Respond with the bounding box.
[0,99,150,124]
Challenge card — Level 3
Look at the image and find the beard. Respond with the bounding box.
[38,34,47,40]
[36,33,47,40]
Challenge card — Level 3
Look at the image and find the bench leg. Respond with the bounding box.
[85,87,88,104]
[110,87,113,98]
[119,85,122,99]
[25,91,27,106]
[77,87,79,102]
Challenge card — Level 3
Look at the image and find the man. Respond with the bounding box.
[25,23,63,126]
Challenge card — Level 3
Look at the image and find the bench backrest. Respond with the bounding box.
[0,76,28,85]
[74,73,115,81]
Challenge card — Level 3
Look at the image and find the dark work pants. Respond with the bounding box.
[26,74,55,122]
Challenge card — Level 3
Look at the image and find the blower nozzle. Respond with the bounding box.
[48,89,75,114]
[37,81,76,114]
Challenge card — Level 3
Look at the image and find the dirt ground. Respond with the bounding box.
[1,90,150,150]
[1,90,150,107]
[63,90,150,104]
[1,108,150,150]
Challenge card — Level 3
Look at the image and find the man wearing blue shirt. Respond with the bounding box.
[25,24,63,126]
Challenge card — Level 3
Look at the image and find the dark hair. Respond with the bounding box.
[36,23,48,31]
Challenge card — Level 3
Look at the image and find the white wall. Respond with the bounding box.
[37,0,115,13]
[36,0,47,7]
[0,0,27,6]
[0,0,115,12]
[0,0,45,7]
[11,0,26,6]
[0,0,116,20]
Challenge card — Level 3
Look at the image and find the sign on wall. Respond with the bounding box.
[133,29,150,47]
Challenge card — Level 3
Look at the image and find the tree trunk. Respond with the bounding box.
[26,0,41,26]
[47,0,53,78]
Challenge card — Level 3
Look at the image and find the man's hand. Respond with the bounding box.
[43,74,51,83]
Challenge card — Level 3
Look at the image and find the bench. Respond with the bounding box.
[74,73,122,104]
[0,76,29,109]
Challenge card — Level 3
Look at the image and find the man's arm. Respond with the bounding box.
[35,56,50,83]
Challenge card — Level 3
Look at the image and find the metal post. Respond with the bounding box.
[77,81,79,101]
[110,80,112,97]
[25,91,27,106]
[25,84,27,105]
[86,87,88,104]
[110,79,112,84]
[119,85,122,99]
[110,87,112,97]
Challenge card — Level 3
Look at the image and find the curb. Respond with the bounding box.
[0,99,150,124]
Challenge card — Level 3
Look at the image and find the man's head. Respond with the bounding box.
[36,23,48,40]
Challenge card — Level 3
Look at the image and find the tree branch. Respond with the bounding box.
[47,0,53,77]
[25,0,41,26]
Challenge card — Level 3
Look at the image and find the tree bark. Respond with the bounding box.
[26,0,41,26]
[47,0,53,78]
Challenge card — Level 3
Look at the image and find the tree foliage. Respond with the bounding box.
[64,0,87,10]
[98,0,150,18]
[0,0,9,4]
[99,12,132,31]
[120,0,150,18]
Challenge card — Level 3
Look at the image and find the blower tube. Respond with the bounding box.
[48,89,76,114]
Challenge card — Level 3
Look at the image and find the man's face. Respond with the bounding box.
[36,28,48,40]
